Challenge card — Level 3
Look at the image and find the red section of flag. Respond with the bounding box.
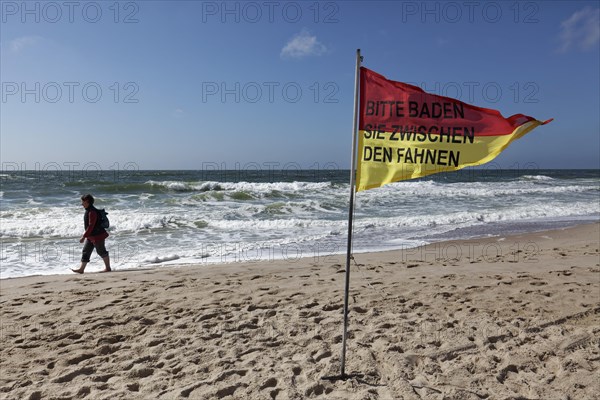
[359,67,551,136]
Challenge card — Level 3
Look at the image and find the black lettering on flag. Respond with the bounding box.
[364,146,393,163]
[408,101,465,119]
[390,125,399,141]
[366,101,375,116]
[395,148,461,167]
[364,146,373,161]
[449,150,460,167]
[390,126,474,144]
[437,150,448,165]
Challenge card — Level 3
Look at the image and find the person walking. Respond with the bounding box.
[71,194,111,273]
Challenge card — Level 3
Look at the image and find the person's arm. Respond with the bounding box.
[81,210,98,239]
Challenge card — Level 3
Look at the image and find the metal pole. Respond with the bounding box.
[340,48,362,378]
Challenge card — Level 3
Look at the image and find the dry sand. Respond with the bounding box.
[1,223,599,400]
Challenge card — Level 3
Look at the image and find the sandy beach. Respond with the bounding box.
[1,223,598,400]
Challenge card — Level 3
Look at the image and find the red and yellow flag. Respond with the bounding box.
[356,67,552,192]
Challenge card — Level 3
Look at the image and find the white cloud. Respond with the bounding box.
[280,29,327,59]
[9,36,42,52]
[172,109,185,118]
[558,7,600,52]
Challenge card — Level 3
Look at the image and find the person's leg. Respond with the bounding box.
[71,262,88,274]
[101,256,111,272]
[72,240,93,273]
[95,240,111,272]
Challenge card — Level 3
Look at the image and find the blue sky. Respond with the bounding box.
[1,0,599,171]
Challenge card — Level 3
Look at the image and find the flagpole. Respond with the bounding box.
[340,48,362,378]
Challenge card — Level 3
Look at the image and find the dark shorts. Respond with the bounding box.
[81,239,109,262]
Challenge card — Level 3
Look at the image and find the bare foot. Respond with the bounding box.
[100,268,112,273]
[71,269,84,274]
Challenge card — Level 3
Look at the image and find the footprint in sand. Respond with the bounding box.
[305,383,332,397]
[530,281,548,286]
[52,366,95,383]
[260,377,278,390]
[313,350,332,362]
[65,352,96,366]
[127,382,140,392]
[322,303,343,312]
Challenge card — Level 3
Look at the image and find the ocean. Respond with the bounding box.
[1,168,598,278]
